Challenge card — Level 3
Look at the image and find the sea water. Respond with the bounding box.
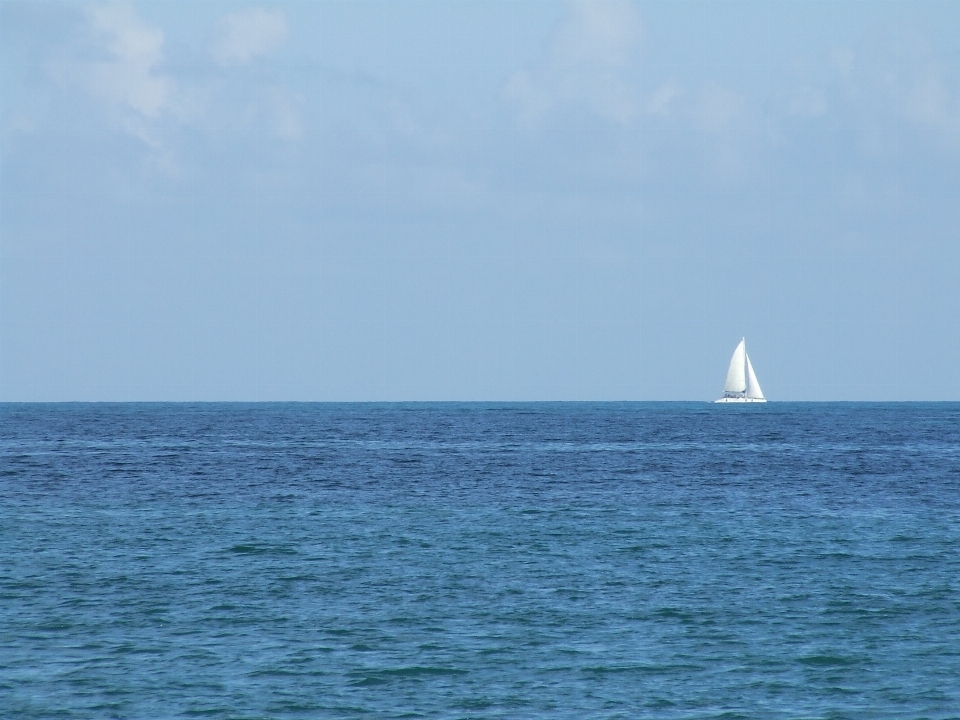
[2,402,959,718]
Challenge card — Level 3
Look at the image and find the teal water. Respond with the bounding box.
[2,403,959,718]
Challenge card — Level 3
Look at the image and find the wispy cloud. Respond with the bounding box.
[903,67,960,147]
[210,8,288,67]
[268,86,303,141]
[78,3,176,145]
[695,83,745,134]
[50,3,303,159]
[827,38,960,152]
[504,0,641,127]
[646,80,683,116]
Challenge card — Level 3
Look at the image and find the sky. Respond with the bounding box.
[2,0,959,401]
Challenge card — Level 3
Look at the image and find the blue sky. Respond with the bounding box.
[2,0,959,400]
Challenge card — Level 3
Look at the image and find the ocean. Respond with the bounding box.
[2,402,959,718]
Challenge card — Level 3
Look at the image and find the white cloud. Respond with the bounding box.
[53,3,303,157]
[81,2,176,139]
[504,1,641,126]
[552,0,640,69]
[211,8,288,67]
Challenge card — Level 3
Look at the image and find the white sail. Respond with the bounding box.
[716,338,767,403]
[745,353,764,399]
[723,339,747,394]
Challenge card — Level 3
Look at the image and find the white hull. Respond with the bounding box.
[715,396,767,403]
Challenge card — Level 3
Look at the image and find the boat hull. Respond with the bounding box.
[715,397,767,403]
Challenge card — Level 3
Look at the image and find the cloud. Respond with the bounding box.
[646,80,683,116]
[210,8,288,67]
[834,35,960,152]
[695,83,745,134]
[53,3,302,157]
[269,87,303,141]
[504,0,641,126]
[688,83,753,182]
[552,0,640,68]
[81,2,176,136]
[903,68,960,147]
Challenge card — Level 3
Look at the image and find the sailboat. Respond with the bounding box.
[715,338,766,403]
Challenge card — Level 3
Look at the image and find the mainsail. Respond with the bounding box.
[717,338,766,402]
[723,339,747,394]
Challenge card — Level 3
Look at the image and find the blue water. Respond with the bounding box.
[2,403,959,718]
